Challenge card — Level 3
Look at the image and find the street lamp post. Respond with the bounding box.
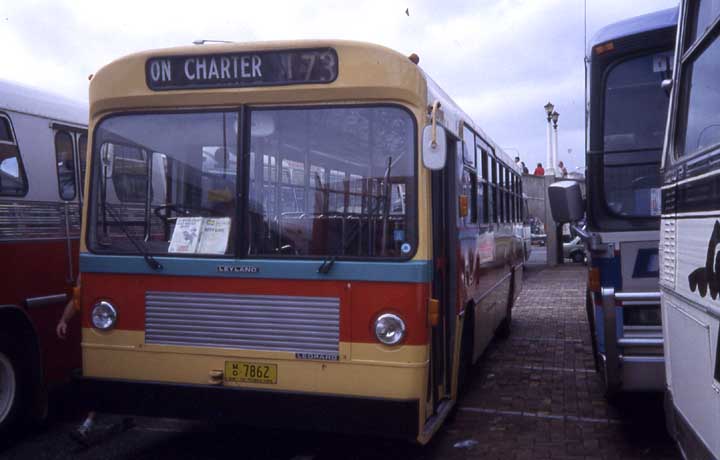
[552,111,560,176]
[544,102,554,176]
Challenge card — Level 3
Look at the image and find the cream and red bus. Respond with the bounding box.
[77,40,525,443]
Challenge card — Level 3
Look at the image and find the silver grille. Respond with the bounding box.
[145,291,340,354]
[0,201,80,241]
[661,219,676,289]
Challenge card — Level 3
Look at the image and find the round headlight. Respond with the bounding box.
[374,313,406,345]
[91,301,117,331]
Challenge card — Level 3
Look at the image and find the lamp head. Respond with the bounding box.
[551,111,559,123]
[544,102,554,115]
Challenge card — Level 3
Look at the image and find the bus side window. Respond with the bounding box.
[78,133,88,195]
[55,130,76,200]
[462,168,478,224]
[0,113,28,197]
[491,157,497,223]
[480,147,489,224]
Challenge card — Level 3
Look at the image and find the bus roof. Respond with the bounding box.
[0,79,87,126]
[589,7,678,52]
[89,39,519,171]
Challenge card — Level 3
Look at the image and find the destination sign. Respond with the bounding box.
[146,48,338,91]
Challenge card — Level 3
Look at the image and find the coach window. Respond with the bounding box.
[677,6,720,158]
[0,114,28,196]
[55,130,76,200]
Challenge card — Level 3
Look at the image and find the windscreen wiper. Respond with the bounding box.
[104,204,164,271]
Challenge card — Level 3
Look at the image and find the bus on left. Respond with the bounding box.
[0,79,87,434]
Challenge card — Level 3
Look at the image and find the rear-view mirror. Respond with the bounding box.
[548,181,584,223]
[422,125,446,170]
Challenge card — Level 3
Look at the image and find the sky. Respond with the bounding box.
[0,0,678,174]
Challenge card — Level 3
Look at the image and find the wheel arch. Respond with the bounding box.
[0,304,46,421]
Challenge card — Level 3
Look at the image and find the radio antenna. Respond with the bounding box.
[193,39,232,45]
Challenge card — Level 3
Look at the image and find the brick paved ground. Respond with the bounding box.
[430,263,680,460]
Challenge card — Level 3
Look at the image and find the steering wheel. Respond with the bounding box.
[153,204,223,222]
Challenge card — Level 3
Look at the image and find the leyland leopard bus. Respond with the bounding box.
[659,1,720,458]
[0,80,87,434]
[556,9,676,397]
[76,40,526,442]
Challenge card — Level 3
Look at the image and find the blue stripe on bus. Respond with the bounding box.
[80,253,432,283]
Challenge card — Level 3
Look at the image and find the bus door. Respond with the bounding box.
[429,132,458,413]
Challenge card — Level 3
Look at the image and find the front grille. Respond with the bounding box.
[145,291,340,354]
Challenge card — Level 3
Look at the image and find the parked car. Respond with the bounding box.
[563,236,586,263]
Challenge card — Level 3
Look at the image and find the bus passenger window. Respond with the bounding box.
[55,131,76,200]
[0,114,27,196]
[678,34,720,157]
[78,133,88,189]
[491,158,497,223]
[480,148,489,224]
[462,169,477,224]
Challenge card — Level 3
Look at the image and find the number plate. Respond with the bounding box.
[224,361,277,384]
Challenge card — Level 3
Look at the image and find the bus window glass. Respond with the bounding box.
[78,133,88,187]
[0,115,27,196]
[463,125,476,168]
[678,34,720,157]
[462,169,477,224]
[248,106,416,258]
[480,147,489,223]
[688,0,720,46]
[89,111,238,256]
[602,52,669,217]
[0,117,13,142]
[55,131,76,200]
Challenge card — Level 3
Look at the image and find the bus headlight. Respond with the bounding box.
[374,313,406,345]
[91,301,118,331]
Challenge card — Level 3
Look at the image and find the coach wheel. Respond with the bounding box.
[0,341,20,434]
[572,251,585,263]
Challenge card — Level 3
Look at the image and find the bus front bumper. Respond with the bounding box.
[76,376,420,440]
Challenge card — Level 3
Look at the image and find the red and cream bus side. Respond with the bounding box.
[0,79,87,434]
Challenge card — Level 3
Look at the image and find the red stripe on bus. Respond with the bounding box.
[80,273,429,345]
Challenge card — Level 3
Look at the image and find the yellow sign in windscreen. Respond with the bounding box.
[224,361,278,384]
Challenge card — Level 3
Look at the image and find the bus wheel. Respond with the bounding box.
[0,336,23,436]
[572,252,585,263]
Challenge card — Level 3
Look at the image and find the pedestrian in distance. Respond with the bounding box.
[533,162,545,176]
[558,161,568,178]
[521,161,529,175]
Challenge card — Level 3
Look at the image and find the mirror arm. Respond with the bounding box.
[430,101,441,147]
[572,223,603,252]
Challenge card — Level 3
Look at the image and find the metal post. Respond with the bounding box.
[544,174,558,266]
[601,287,620,395]
[545,116,553,176]
[553,123,559,177]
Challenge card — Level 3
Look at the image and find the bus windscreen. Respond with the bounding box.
[88,106,416,259]
[602,51,672,218]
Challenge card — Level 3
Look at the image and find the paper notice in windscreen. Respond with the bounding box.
[168,217,203,253]
[197,217,231,254]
